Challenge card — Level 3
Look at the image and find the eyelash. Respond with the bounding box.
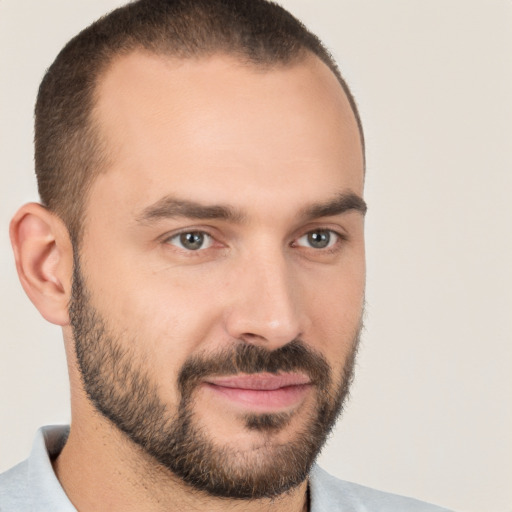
[166,231,214,249]
[162,228,347,256]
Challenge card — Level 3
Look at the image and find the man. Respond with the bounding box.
[0,0,452,510]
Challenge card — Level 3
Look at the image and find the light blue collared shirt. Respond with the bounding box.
[0,426,453,511]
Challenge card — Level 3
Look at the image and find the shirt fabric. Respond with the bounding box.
[0,425,453,511]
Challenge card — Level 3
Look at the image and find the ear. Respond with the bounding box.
[10,203,74,326]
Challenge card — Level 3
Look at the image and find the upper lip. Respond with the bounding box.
[204,373,311,391]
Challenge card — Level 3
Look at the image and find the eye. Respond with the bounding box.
[166,231,214,251]
[295,229,339,249]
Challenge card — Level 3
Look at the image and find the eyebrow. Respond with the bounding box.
[136,192,367,225]
[300,192,367,220]
[137,197,246,224]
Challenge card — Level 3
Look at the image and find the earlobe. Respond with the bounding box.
[10,203,74,326]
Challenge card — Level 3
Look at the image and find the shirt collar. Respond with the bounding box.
[28,425,76,511]
[30,425,328,512]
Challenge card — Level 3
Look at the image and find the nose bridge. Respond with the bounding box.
[225,244,304,348]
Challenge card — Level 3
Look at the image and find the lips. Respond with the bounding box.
[202,373,312,410]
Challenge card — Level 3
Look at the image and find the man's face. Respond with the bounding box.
[70,52,365,498]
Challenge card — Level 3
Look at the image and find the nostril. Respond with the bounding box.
[239,332,267,343]
[237,329,303,350]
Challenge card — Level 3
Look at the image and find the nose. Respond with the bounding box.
[223,249,308,350]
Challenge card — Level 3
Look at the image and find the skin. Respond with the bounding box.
[10,52,365,512]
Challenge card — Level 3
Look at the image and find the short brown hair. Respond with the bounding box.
[35,0,364,241]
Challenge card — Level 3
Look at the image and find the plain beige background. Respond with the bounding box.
[1,1,511,511]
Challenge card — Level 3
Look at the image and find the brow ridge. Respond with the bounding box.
[137,191,367,225]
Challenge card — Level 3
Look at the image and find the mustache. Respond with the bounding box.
[178,340,332,396]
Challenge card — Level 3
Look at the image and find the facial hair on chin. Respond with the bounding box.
[68,255,361,500]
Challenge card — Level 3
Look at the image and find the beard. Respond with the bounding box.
[69,255,361,500]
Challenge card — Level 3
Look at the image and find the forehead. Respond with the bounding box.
[89,51,364,218]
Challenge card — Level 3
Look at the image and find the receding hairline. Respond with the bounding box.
[35,0,365,245]
[89,47,365,171]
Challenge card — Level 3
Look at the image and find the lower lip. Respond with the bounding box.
[203,383,311,411]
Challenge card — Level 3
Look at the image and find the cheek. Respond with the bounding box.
[81,228,222,344]
[111,272,222,352]
[303,260,365,363]
[78,253,227,404]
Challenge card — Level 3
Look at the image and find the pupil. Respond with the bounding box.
[180,232,204,250]
[308,230,330,248]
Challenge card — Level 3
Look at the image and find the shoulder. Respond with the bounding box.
[309,465,454,512]
[0,459,30,511]
[0,426,74,512]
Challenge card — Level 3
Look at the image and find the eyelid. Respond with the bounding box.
[169,231,213,250]
[161,227,222,252]
[159,224,347,254]
[295,229,339,247]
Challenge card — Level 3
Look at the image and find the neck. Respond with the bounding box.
[53,418,309,512]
